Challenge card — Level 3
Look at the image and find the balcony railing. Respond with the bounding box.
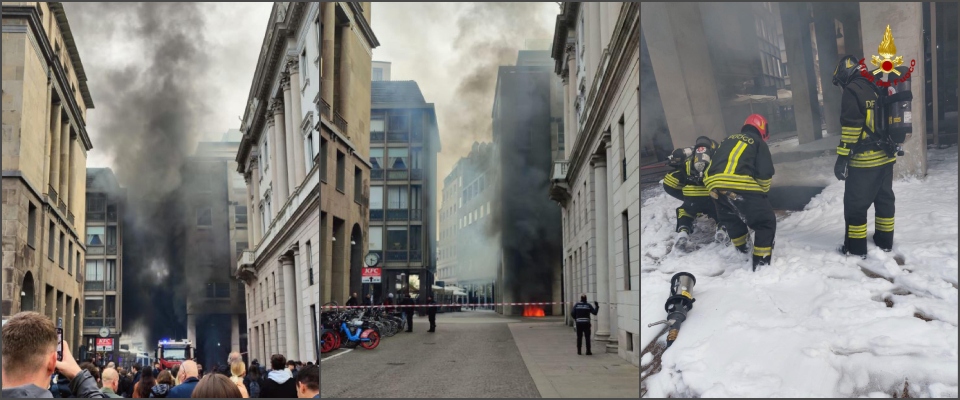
[411,169,423,180]
[370,169,384,180]
[68,211,75,225]
[411,250,423,262]
[387,132,408,142]
[552,160,570,181]
[84,281,117,292]
[84,317,115,328]
[410,209,422,221]
[386,209,408,221]
[107,210,118,221]
[48,186,58,204]
[58,200,66,214]
[412,131,423,143]
[87,246,104,255]
[88,212,105,221]
[107,244,117,255]
[320,97,331,118]
[371,131,385,142]
[386,251,408,262]
[370,209,384,221]
[387,169,408,180]
[334,111,348,134]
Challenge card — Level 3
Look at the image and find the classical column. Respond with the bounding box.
[287,59,307,185]
[321,2,335,112]
[281,253,300,359]
[591,155,610,340]
[293,247,308,360]
[244,173,255,246]
[50,113,63,197]
[282,75,298,193]
[566,46,577,159]
[68,134,78,214]
[604,141,619,349]
[46,103,63,191]
[59,123,71,207]
[250,159,262,244]
[271,97,290,206]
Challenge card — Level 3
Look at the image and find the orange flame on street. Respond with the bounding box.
[523,306,546,317]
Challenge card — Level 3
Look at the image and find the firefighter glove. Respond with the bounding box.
[834,156,848,181]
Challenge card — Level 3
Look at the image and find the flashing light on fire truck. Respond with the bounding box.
[156,339,195,370]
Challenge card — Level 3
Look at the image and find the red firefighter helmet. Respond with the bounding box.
[742,114,769,142]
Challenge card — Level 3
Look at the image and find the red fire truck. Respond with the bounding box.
[156,339,194,370]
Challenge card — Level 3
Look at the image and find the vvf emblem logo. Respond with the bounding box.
[856,25,916,88]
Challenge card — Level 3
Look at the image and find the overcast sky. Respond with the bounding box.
[65,2,273,169]
[369,2,561,205]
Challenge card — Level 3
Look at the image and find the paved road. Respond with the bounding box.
[320,311,541,398]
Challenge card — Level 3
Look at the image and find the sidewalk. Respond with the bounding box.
[508,317,640,398]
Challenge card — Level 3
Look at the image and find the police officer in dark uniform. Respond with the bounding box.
[426,296,437,332]
[400,293,415,332]
[572,295,599,355]
[832,55,901,258]
[704,114,776,270]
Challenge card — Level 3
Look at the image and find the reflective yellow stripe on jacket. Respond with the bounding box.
[682,185,711,197]
[704,141,768,193]
[663,172,683,189]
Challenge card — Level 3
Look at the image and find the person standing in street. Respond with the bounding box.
[400,293,415,332]
[426,296,437,332]
[572,295,599,355]
[345,293,359,307]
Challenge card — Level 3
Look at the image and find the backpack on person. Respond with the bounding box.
[248,379,261,398]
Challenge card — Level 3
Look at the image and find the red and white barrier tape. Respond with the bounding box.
[321,301,580,309]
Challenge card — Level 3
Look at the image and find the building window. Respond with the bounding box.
[27,202,37,248]
[369,227,382,252]
[107,204,118,221]
[59,231,65,267]
[106,226,117,247]
[410,185,422,211]
[370,186,383,210]
[387,186,409,209]
[259,205,267,234]
[618,115,626,183]
[410,225,421,252]
[319,137,327,181]
[389,114,408,132]
[262,138,269,172]
[410,147,422,170]
[623,211,631,290]
[372,68,383,81]
[85,297,103,318]
[236,206,248,224]
[106,260,117,289]
[48,222,56,259]
[197,208,213,227]
[306,241,314,286]
[236,241,248,259]
[86,260,104,282]
[272,272,277,306]
[369,148,384,170]
[67,242,73,275]
[354,167,363,202]
[371,118,385,133]
[86,226,104,246]
[387,227,407,251]
[336,151,346,191]
[387,148,408,170]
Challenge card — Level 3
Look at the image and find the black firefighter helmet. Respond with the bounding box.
[832,55,862,88]
[694,136,719,155]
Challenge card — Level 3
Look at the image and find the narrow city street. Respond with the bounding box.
[320,310,640,398]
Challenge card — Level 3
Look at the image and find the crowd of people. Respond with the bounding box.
[1,312,320,398]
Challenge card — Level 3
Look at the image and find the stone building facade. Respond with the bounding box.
[317,2,379,305]
[550,2,640,367]
[2,2,95,353]
[236,2,322,364]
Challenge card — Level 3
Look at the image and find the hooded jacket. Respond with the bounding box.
[260,369,298,398]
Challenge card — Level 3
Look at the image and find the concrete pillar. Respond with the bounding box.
[813,4,843,137]
[68,135,78,214]
[780,2,824,144]
[250,161,262,244]
[287,61,307,185]
[281,254,300,359]
[640,2,727,148]
[321,2,335,113]
[591,155,610,340]
[599,1,609,50]
[59,123,71,206]
[187,314,196,347]
[50,116,63,196]
[230,314,240,353]
[271,98,290,209]
[282,77,298,194]
[604,142,618,348]
[859,3,927,178]
[294,248,309,360]
[47,104,62,191]
[588,2,602,87]
[838,3,863,60]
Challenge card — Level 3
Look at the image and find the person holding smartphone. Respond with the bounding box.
[1,311,106,398]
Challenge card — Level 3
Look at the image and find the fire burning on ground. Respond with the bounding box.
[522,305,546,317]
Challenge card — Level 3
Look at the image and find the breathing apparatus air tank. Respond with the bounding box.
[884,65,912,145]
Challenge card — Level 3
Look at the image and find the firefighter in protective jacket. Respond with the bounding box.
[832,55,897,257]
[662,148,690,201]
[704,114,776,270]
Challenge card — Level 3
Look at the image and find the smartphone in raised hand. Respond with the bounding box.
[56,317,63,362]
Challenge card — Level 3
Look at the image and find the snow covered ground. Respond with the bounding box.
[640,147,959,398]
